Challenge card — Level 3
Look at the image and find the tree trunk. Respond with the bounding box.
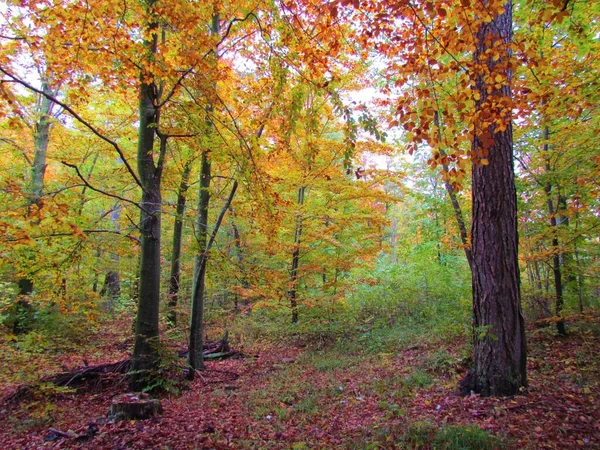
[187,147,211,377]
[390,217,398,265]
[574,213,584,313]
[167,162,191,328]
[187,13,221,380]
[18,81,56,308]
[131,4,163,390]
[288,186,305,324]
[434,111,473,271]
[460,0,527,397]
[30,81,54,203]
[543,129,567,336]
[100,271,121,311]
[187,179,238,379]
[229,211,249,311]
[12,279,34,334]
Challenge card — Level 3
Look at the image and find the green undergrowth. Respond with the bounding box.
[401,421,505,450]
[230,253,472,357]
[348,422,505,450]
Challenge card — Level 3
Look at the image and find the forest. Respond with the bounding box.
[0,0,598,448]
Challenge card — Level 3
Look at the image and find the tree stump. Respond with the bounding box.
[108,393,162,421]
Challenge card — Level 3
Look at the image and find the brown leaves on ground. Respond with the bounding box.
[0,320,598,449]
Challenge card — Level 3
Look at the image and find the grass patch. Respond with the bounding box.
[297,350,356,372]
[402,422,505,450]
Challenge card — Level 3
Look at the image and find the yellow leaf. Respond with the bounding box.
[480,159,489,166]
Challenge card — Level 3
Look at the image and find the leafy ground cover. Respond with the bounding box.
[0,313,598,449]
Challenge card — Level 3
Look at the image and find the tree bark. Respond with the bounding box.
[187,147,211,377]
[229,210,249,311]
[288,186,305,324]
[167,162,191,327]
[131,4,163,391]
[460,0,527,397]
[574,213,584,313]
[187,13,220,380]
[543,130,567,336]
[434,111,473,271]
[188,180,238,379]
[30,81,54,203]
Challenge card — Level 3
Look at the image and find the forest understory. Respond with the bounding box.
[1,0,599,448]
[1,313,598,450]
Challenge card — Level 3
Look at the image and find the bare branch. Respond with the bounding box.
[0,66,143,189]
[61,161,148,214]
[3,229,140,244]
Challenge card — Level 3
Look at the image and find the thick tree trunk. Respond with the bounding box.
[131,7,163,390]
[131,169,162,390]
[167,162,191,327]
[18,81,55,309]
[30,81,54,203]
[460,0,527,397]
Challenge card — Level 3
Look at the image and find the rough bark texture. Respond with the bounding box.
[460,0,527,397]
[167,162,191,328]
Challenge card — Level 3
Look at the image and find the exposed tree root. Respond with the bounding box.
[3,338,242,406]
[3,359,131,405]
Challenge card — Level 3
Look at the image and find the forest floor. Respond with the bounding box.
[0,315,599,449]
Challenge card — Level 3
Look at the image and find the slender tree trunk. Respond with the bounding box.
[434,111,473,271]
[187,14,220,380]
[187,147,211,377]
[460,0,527,397]
[188,180,237,379]
[534,259,543,292]
[543,128,567,336]
[229,210,249,311]
[390,217,398,265]
[288,186,305,324]
[167,162,191,327]
[574,213,584,313]
[131,4,163,390]
[558,195,576,286]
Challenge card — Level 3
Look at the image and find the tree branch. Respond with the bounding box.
[0,66,143,189]
[3,229,140,244]
[205,180,238,255]
[61,161,149,214]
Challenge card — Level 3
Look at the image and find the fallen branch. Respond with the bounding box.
[3,359,131,405]
[179,332,230,359]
